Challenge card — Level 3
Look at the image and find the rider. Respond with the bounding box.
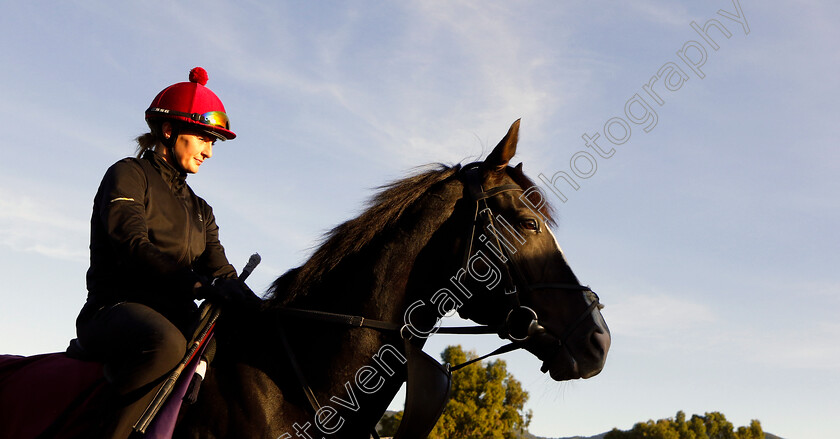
[73,67,256,439]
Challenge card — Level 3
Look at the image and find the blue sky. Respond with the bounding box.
[1,1,837,438]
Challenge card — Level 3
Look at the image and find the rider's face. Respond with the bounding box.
[161,123,215,174]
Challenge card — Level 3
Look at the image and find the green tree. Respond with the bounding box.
[735,420,765,439]
[674,411,698,439]
[702,411,736,439]
[377,410,402,437]
[687,414,708,438]
[378,345,531,439]
[604,411,764,439]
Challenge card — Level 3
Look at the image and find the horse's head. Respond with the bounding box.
[451,120,610,381]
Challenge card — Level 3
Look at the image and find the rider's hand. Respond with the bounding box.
[199,278,262,309]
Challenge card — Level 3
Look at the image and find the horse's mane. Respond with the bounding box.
[267,164,461,305]
[266,162,553,306]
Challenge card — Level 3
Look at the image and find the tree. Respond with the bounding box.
[378,345,531,438]
[735,420,765,439]
[604,411,764,439]
[377,410,402,437]
[702,411,736,439]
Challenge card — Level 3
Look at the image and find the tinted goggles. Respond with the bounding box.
[148,108,230,130]
[191,111,230,130]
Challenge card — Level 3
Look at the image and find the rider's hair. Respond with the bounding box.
[135,132,158,158]
[135,121,183,158]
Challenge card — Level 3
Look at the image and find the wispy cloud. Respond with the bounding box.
[0,187,88,263]
[608,281,840,372]
[625,1,691,28]
[213,2,584,168]
[608,292,718,340]
[724,321,840,371]
[725,280,840,371]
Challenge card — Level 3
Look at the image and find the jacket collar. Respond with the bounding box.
[143,149,187,193]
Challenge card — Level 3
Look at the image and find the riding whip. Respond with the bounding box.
[132,253,261,435]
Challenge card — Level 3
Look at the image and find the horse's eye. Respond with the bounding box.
[521,219,540,232]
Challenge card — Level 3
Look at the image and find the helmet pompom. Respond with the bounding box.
[189,67,209,86]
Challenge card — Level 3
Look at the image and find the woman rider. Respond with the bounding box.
[73,67,256,438]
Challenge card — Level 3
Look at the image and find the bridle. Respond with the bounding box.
[272,163,603,438]
[441,163,603,370]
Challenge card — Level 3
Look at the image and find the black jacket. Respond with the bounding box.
[83,150,236,325]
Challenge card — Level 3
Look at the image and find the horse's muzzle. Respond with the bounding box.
[531,316,611,381]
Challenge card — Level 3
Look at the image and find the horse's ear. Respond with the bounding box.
[483,119,520,171]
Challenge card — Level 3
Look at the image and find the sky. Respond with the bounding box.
[0,1,837,438]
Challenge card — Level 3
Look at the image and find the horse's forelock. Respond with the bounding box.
[508,165,556,225]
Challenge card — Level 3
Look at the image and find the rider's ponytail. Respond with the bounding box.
[135,132,158,158]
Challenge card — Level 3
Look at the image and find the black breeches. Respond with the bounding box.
[76,302,187,439]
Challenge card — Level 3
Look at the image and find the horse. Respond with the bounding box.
[0,120,610,438]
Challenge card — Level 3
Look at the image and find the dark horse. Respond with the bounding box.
[0,120,610,438]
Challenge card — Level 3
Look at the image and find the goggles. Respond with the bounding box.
[147,108,230,130]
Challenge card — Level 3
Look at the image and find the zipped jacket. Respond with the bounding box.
[84,150,236,325]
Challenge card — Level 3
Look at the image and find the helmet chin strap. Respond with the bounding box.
[159,125,189,174]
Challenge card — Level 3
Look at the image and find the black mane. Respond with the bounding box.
[265,162,554,306]
[267,164,461,305]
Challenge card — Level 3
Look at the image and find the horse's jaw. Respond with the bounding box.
[539,348,600,381]
[529,325,610,381]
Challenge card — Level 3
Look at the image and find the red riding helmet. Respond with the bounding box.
[145,67,236,140]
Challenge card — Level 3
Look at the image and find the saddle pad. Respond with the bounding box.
[0,353,105,439]
[143,333,212,438]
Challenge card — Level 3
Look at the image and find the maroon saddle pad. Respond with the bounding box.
[0,353,105,439]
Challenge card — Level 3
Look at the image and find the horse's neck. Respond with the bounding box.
[287,238,431,408]
[282,183,465,428]
[189,180,466,437]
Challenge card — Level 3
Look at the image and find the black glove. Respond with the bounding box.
[172,268,209,301]
[200,278,262,309]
